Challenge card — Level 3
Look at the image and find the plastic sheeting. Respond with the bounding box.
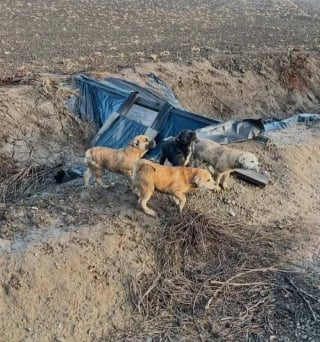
[263,113,320,131]
[55,73,320,183]
[94,115,147,148]
[75,76,125,127]
[73,74,319,158]
[196,119,265,144]
[105,73,184,109]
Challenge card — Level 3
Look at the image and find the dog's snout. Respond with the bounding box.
[255,163,261,172]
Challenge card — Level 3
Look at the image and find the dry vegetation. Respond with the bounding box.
[115,200,319,341]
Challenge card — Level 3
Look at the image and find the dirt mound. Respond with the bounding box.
[107,51,320,120]
[0,213,154,341]
[0,57,320,341]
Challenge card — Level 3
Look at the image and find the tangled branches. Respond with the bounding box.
[125,205,301,341]
[0,156,62,201]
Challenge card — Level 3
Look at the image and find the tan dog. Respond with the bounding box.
[83,135,156,189]
[132,160,218,216]
[192,139,260,190]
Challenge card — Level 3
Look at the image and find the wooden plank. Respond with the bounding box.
[118,91,140,115]
[144,127,158,140]
[233,169,271,187]
[89,112,120,147]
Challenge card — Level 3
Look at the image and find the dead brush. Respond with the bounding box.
[33,76,95,148]
[0,160,62,201]
[126,201,302,341]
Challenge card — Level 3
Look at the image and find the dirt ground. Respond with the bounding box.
[1,1,320,341]
[1,0,320,76]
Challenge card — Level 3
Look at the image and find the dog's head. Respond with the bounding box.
[131,135,156,153]
[176,129,198,146]
[192,169,217,190]
[238,152,260,172]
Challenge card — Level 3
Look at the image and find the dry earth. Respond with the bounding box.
[1,0,320,75]
[1,1,320,341]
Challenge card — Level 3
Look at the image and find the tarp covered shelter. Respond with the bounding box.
[55,73,320,184]
[74,74,266,159]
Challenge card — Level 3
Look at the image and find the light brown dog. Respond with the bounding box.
[83,135,156,189]
[132,159,218,216]
[192,139,260,190]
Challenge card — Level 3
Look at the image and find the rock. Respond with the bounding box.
[160,50,170,57]
[228,209,236,217]
[149,54,159,62]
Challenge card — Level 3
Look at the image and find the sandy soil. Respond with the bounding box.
[1,65,320,341]
[1,0,320,76]
[1,1,320,341]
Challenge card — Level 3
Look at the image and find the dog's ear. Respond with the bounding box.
[192,176,200,186]
[132,137,140,147]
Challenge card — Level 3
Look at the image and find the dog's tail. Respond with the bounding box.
[84,149,99,168]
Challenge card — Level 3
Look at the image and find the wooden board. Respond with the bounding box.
[89,112,120,147]
[233,169,271,187]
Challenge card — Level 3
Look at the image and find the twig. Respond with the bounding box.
[192,279,208,342]
[205,267,277,310]
[137,272,162,312]
[283,278,319,303]
[285,276,317,321]
[209,280,269,287]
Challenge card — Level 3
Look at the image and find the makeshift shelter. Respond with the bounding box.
[57,73,320,184]
[74,74,267,159]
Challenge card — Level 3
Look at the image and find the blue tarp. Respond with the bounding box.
[95,116,148,148]
[74,74,267,159]
[263,113,320,131]
[55,74,319,183]
[74,74,320,159]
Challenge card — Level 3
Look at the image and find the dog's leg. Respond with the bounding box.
[159,153,166,165]
[221,171,232,190]
[95,177,109,189]
[170,195,180,206]
[83,168,92,189]
[215,172,224,191]
[93,169,109,189]
[140,190,157,217]
[207,164,215,176]
[173,191,187,212]
[123,170,135,193]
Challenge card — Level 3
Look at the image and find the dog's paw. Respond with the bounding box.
[178,204,185,213]
[221,183,230,191]
[148,209,158,217]
[212,185,222,193]
[143,207,158,217]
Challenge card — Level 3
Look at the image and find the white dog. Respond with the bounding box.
[192,139,260,190]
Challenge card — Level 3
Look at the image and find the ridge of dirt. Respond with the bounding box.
[101,51,320,120]
[0,56,320,341]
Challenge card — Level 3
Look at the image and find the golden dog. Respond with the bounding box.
[192,139,260,190]
[132,159,218,216]
[83,135,156,189]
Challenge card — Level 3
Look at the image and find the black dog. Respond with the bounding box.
[159,129,198,166]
